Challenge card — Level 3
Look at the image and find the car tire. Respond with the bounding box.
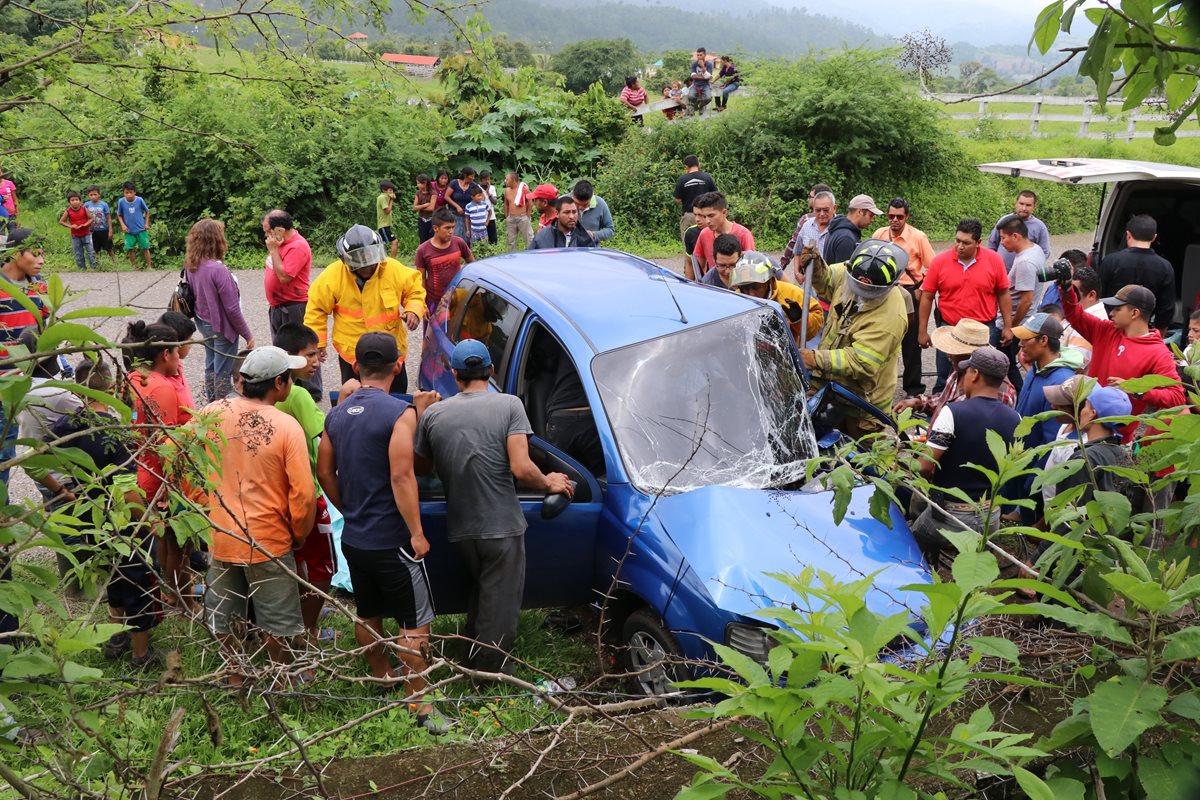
[621,608,690,697]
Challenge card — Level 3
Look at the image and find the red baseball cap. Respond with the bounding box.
[529,183,559,201]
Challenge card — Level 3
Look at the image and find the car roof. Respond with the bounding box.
[977,158,1200,185]
[465,249,766,354]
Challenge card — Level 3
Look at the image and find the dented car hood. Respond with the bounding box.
[654,484,931,622]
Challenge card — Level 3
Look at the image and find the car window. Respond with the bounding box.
[450,287,524,383]
[443,279,477,338]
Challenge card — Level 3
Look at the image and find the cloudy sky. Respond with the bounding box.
[778,0,1071,45]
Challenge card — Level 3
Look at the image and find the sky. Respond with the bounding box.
[775,0,1065,46]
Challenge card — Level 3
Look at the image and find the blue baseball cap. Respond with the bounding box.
[1087,385,1132,429]
[450,339,492,370]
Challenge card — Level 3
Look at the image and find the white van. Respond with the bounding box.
[977,158,1200,327]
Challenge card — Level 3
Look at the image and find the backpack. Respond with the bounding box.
[168,268,196,318]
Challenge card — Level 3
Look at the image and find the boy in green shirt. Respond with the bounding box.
[376,179,398,259]
[273,323,334,642]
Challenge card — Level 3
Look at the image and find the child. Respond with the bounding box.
[84,185,115,266]
[479,170,498,245]
[1181,308,1200,397]
[156,311,199,416]
[117,182,152,270]
[412,174,437,244]
[464,186,490,245]
[414,207,474,323]
[376,179,398,259]
[0,166,17,225]
[58,191,98,271]
[53,358,162,668]
[272,323,335,642]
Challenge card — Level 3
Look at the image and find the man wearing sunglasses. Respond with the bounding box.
[872,198,936,397]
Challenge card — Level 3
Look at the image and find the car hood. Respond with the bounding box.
[654,484,931,623]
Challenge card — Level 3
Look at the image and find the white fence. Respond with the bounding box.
[931,92,1200,142]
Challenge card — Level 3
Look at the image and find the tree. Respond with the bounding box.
[494,35,534,69]
[659,49,693,82]
[958,61,1003,94]
[548,38,642,95]
[1031,0,1200,144]
[896,28,952,92]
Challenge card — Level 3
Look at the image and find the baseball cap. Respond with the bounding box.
[1086,385,1133,429]
[529,183,559,201]
[239,346,307,382]
[355,331,399,368]
[1043,374,1093,407]
[958,345,1009,379]
[1013,311,1064,341]
[1101,284,1155,315]
[848,194,883,215]
[0,227,42,254]
[451,339,492,370]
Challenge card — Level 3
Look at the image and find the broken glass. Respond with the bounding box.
[593,308,817,495]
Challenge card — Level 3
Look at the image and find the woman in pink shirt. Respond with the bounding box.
[620,76,648,126]
[0,166,18,224]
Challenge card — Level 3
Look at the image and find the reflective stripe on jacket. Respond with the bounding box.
[304,258,426,363]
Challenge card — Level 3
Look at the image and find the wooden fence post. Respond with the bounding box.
[1080,100,1092,136]
[1031,95,1043,135]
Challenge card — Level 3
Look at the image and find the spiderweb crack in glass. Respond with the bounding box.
[594,308,817,495]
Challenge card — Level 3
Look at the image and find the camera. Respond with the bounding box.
[1037,257,1073,285]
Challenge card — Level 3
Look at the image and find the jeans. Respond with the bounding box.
[71,234,98,270]
[715,82,739,108]
[901,285,925,397]
[196,317,240,403]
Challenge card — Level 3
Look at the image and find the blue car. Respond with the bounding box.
[416,249,932,695]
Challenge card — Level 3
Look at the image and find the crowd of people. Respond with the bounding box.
[617,48,742,122]
[0,145,1196,730]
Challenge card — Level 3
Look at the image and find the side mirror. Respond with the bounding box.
[541,482,576,520]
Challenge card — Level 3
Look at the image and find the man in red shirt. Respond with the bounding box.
[263,209,319,400]
[917,218,1012,393]
[1063,282,1186,442]
[689,191,755,281]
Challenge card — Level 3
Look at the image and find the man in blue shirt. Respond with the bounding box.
[986,190,1051,269]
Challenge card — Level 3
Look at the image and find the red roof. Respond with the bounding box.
[380,53,440,66]
[347,32,368,40]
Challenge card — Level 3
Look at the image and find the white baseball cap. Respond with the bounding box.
[239,346,307,382]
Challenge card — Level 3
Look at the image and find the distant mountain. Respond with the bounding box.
[383,0,885,57]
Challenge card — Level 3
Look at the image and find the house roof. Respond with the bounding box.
[380,53,441,66]
[347,32,369,39]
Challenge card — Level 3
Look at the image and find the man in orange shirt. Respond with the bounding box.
[872,198,936,397]
[200,346,317,676]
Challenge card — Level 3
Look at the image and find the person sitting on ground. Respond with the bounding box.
[912,346,1023,563]
[796,239,906,439]
[895,319,1017,424]
[530,195,596,249]
[199,346,317,682]
[728,251,823,348]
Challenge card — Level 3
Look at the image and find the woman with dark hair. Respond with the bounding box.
[157,310,198,411]
[123,319,193,610]
[446,167,482,240]
[619,75,648,125]
[714,55,740,111]
[432,169,451,211]
[183,219,255,402]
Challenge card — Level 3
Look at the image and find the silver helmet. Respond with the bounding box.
[336,224,386,271]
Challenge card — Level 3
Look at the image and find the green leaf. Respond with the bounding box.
[62,660,103,682]
[1031,1,1066,54]
[2,650,57,678]
[710,642,769,688]
[992,578,1083,609]
[1103,573,1170,612]
[1138,754,1197,800]
[1004,604,1134,645]
[1089,676,1168,756]
[1014,766,1056,800]
[939,527,981,555]
[57,307,137,321]
[1165,73,1199,111]
[952,549,998,594]
[970,635,1020,663]
[1088,492,1132,537]
[37,322,110,353]
[1116,374,1180,394]
[1166,693,1200,720]
[1162,628,1200,662]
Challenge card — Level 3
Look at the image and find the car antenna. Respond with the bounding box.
[656,267,688,324]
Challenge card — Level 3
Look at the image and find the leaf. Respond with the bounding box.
[1166,73,1199,111]
[1004,603,1134,645]
[1138,754,1197,800]
[1089,676,1168,756]
[710,642,769,688]
[1116,374,1180,394]
[1088,492,1132,536]
[1031,1,1066,54]
[1103,572,1170,612]
[952,549,998,594]
[57,307,137,321]
[1162,628,1200,662]
[1014,766,1056,800]
[1166,693,1200,720]
[62,660,103,682]
[2,650,57,678]
[970,635,1020,663]
[37,323,110,352]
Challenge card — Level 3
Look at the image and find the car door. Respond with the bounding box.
[420,280,526,397]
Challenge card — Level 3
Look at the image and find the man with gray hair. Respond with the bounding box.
[780,184,833,272]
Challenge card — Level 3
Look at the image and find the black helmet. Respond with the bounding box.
[846,238,906,301]
[336,224,386,271]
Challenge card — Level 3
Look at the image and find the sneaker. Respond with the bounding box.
[415,711,453,736]
[130,650,161,671]
[102,632,130,660]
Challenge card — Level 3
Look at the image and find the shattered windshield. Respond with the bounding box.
[593,308,817,495]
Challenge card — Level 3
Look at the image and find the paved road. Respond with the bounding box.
[7,232,1094,503]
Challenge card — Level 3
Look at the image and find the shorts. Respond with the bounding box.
[91,229,114,254]
[205,554,303,637]
[295,495,335,586]
[341,542,434,628]
[377,226,396,243]
[107,546,160,633]
[124,230,151,251]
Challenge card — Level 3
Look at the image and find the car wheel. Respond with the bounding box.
[621,608,690,697]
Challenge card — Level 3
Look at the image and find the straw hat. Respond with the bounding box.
[929,318,992,357]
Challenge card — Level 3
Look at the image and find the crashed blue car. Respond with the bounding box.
[415,248,932,695]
